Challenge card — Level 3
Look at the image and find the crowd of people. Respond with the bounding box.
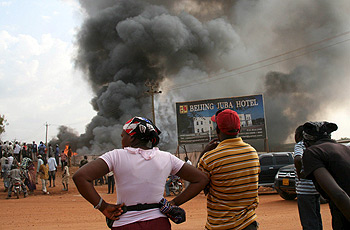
[0,140,121,198]
[72,112,350,230]
[0,141,71,198]
[2,110,350,229]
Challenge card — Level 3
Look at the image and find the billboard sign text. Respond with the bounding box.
[176,94,266,144]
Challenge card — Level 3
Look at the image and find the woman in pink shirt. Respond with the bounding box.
[73,117,208,229]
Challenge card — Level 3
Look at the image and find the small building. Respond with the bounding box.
[193,117,214,134]
[239,113,253,127]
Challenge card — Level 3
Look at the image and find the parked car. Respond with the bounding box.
[274,164,297,200]
[258,152,294,187]
[274,164,329,203]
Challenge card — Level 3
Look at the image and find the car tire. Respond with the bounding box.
[276,189,297,200]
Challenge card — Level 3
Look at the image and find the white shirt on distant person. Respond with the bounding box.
[14,144,21,154]
[7,156,14,166]
[48,157,57,171]
[37,158,44,173]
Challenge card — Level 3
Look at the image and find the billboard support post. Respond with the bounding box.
[262,95,269,152]
[264,138,269,152]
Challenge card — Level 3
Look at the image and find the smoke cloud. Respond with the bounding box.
[55,0,350,154]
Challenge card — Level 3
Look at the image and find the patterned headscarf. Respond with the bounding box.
[123,117,161,147]
[302,121,338,141]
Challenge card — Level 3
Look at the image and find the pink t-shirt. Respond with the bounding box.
[99,147,184,227]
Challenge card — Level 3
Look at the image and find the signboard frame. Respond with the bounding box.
[176,94,267,145]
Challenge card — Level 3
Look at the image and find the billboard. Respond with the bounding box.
[176,94,266,144]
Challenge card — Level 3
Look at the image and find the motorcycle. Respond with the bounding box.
[168,177,184,195]
[12,180,23,199]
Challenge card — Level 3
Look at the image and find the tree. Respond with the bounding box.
[0,115,8,136]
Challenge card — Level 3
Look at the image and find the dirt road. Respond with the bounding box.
[1,166,332,230]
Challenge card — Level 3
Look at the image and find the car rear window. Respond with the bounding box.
[275,155,290,164]
[259,156,273,166]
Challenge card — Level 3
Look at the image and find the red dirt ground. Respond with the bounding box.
[1,166,332,230]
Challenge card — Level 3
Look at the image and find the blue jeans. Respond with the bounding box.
[297,194,322,230]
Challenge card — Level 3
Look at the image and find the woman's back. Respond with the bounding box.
[100,147,184,205]
[100,147,184,227]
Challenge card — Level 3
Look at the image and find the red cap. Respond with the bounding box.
[211,109,241,135]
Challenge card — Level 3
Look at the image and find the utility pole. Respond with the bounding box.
[145,80,162,125]
[45,122,49,146]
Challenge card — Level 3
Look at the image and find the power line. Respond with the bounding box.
[162,31,350,91]
[180,37,350,90]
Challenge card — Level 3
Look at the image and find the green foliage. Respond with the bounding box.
[0,114,8,135]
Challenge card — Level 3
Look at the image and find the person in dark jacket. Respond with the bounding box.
[302,121,350,230]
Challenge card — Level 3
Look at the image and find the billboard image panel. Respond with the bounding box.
[176,94,266,144]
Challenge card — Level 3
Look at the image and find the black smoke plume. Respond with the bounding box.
[55,0,350,154]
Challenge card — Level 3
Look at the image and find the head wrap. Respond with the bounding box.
[302,121,338,141]
[123,117,161,147]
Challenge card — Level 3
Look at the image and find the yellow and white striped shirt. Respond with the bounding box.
[198,137,260,230]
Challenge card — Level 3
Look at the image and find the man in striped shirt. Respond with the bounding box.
[293,125,322,230]
[198,109,260,230]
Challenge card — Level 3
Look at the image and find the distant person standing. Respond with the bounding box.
[38,141,46,160]
[59,150,67,171]
[67,146,72,167]
[0,153,7,178]
[48,154,57,187]
[48,144,54,159]
[36,155,44,184]
[293,125,322,230]
[3,141,9,155]
[21,154,35,193]
[22,143,28,158]
[7,142,14,157]
[302,121,350,229]
[39,158,49,195]
[55,144,60,166]
[106,171,115,194]
[13,142,21,162]
[61,161,69,191]
[3,159,10,192]
[7,153,14,167]
[79,156,88,168]
[24,155,36,194]
[21,153,32,170]
[32,141,38,161]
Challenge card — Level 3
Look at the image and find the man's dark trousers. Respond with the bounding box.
[297,194,322,230]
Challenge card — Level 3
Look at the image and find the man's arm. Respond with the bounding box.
[293,142,306,179]
[294,156,305,179]
[313,167,350,221]
[196,138,219,166]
